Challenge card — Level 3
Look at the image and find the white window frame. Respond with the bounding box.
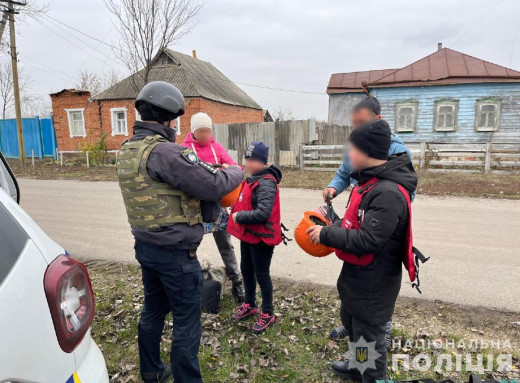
[475,100,500,132]
[65,108,86,138]
[110,107,128,136]
[434,100,458,132]
[395,102,418,133]
[176,116,181,135]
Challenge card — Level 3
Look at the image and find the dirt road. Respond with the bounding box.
[18,178,520,312]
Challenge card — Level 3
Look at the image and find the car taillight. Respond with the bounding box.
[44,255,95,353]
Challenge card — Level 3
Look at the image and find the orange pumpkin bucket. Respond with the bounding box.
[221,184,243,207]
[294,210,334,257]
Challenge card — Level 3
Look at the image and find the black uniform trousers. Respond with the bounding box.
[340,295,388,383]
[337,261,401,383]
[135,240,203,383]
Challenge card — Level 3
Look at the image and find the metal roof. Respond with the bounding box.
[327,69,398,94]
[327,48,520,94]
[92,49,262,110]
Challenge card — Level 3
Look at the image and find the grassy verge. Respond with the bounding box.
[9,159,520,199]
[84,260,519,383]
[281,169,520,199]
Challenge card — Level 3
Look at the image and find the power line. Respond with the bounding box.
[21,54,75,83]
[450,0,505,46]
[41,13,326,96]
[43,13,127,54]
[36,18,123,72]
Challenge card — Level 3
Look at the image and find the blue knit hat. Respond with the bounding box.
[245,141,269,164]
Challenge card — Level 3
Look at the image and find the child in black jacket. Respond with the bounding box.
[227,141,282,334]
[306,120,417,383]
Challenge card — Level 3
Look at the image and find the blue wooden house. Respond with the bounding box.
[327,46,520,143]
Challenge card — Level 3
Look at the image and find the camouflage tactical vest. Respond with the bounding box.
[116,135,203,230]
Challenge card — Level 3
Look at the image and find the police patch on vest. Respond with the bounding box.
[181,148,199,164]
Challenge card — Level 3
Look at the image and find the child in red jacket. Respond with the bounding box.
[227,142,283,334]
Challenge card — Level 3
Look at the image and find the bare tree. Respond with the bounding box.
[273,106,297,122]
[0,56,32,119]
[76,69,121,96]
[104,0,203,88]
[21,94,51,118]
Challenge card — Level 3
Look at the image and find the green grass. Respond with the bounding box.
[85,261,519,382]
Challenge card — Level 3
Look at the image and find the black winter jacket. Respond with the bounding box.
[236,165,282,225]
[320,153,417,325]
[128,121,244,249]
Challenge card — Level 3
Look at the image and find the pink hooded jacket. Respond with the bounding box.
[182,133,237,165]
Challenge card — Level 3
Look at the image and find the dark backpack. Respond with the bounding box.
[201,271,222,314]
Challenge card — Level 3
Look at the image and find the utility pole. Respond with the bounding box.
[2,0,26,166]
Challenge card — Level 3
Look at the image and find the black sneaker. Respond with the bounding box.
[231,303,258,320]
[331,361,362,381]
[329,325,349,340]
[252,311,275,334]
[231,281,245,303]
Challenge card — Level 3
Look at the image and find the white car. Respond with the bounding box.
[0,151,109,383]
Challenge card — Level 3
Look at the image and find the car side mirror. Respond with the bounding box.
[0,151,20,203]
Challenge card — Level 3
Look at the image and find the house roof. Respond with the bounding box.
[327,69,398,94]
[50,89,90,97]
[327,48,520,94]
[92,49,262,110]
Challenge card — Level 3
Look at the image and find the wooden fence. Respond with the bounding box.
[300,142,520,173]
[213,120,315,167]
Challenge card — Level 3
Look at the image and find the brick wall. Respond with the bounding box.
[51,90,98,152]
[178,98,264,143]
[51,91,264,151]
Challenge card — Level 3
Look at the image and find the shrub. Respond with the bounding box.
[79,134,109,166]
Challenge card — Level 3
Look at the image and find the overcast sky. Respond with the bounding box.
[10,0,520,120]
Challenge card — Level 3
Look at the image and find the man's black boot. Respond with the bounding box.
[331,361,362,381]
[159,363,173,383]
[231,280,245,303]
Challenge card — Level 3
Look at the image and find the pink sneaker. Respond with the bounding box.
[231,303,258,320]
[252,311,275,334]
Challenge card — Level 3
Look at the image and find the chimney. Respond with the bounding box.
[437,42,443,51]
[192,50,197,59]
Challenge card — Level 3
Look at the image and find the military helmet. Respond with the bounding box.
[135,81,185,119]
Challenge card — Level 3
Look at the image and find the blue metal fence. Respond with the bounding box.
[0,116,57,159]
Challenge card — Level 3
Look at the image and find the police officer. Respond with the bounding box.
[116,81,244,383]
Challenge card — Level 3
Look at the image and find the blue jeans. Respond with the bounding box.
[135,241,203,383]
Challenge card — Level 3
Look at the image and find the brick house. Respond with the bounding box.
[50,49,264,151]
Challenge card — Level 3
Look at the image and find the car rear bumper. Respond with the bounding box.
[74,339,109,383]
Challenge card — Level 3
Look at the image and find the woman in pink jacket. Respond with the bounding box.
[183,112,245,302]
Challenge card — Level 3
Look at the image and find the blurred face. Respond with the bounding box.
[348,143,370,171]
[168,119,177,130]
[244,158,266,174]
[351,108,380,129]
[193,127,213,145]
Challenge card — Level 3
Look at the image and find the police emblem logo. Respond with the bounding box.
[181,148,199,164]
[355,347,368,363]
[348,335,381,374]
